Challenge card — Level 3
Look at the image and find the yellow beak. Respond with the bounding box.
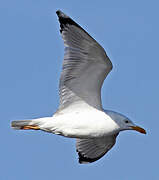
[131,126,146,134]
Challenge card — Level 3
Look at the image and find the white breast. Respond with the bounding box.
[40,104,120,138]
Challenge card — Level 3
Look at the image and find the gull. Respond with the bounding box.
[11,10,146,164]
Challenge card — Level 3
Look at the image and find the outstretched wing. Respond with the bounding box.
[56,10,112,110]
[76,134,118,164]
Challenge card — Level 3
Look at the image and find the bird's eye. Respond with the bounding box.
[125,120,129,123]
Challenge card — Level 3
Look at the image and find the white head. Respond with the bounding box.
[104,110,146,134]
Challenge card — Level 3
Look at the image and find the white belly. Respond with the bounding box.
[39,107,119,138]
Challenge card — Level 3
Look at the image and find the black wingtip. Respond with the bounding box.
[56,10,60,15]
[78,151,98,164]
[56,10,81,33]
[78,152,91,164]
[56,10,68,18]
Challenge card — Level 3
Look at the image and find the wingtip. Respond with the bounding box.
[77,151,97,164]
[56,10,62,16]
[56,10,68,18]
[56,10,60,15]
[78,151,90,164]
[56,10,79,33]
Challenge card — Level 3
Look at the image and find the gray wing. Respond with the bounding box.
[76,134,118,164]
[56,10,112,110]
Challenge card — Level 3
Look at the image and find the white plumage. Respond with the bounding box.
[11,10,146,164]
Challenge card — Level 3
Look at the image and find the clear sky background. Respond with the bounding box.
[1,0,158,179]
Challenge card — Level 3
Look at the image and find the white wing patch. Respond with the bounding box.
[56,10,112,110]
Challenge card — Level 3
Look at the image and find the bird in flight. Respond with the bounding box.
[11,10,146,164]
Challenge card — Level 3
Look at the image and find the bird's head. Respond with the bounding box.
[104,110,146,134]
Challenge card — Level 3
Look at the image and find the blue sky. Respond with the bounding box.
[1,0,158,179]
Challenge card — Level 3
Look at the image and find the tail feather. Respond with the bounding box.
[11,120,40,130]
